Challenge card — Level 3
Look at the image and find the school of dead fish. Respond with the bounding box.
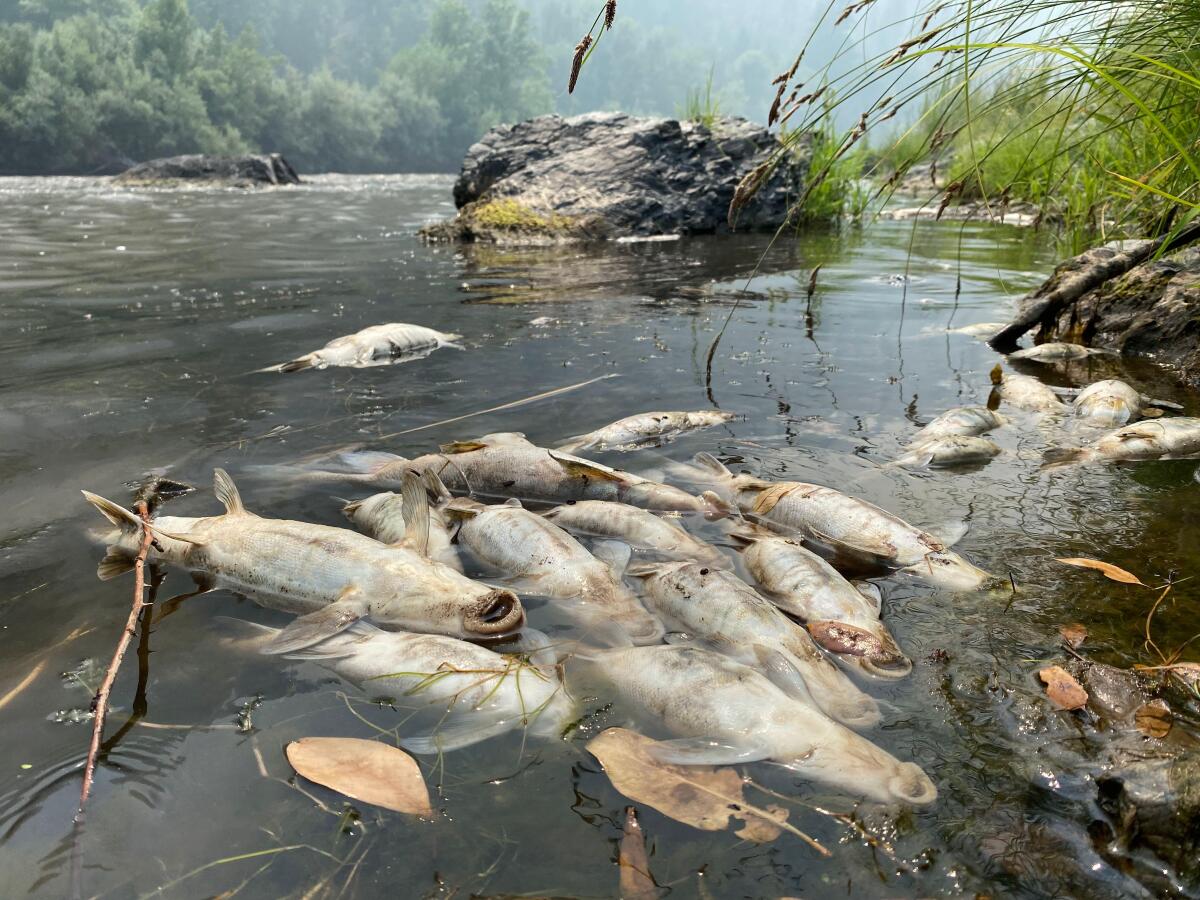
[81,320,1200,829]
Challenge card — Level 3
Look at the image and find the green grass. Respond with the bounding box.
[678,66,722,128]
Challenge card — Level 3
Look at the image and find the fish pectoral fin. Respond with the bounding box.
[440,440,489,454]
[806,528,887,565]
[591,539,631,576]
[751,644,817,705]
[213,468,248,515]
[852,580,884,614]
[645,737,771,766]
[262,593,366,655]
[400,714,518,755]
[96,548,137,580]
[924,519,968,547]
[1144,396,1185,411]
[399,472,431,557]
[548,451,626,482]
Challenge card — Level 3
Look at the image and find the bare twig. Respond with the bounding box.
[76,499,154,820]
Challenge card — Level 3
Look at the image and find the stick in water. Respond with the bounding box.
[76,500,154,820]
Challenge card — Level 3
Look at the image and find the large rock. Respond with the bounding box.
[115,153,301,187]
[1028,243,1200,387]
[422,112,808,244]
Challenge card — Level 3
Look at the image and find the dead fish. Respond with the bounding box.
[258,323,462,372]
[542,500,727,567]
[224,620,573,753]
[735,531,911,678]
[83,469,523,652]
[342,471,463,571]
[283,444,735,518]
[628,560,880,727]
[945,321,1008,338]
[688,453,991,591]
[446,496,664,645]
[911,406,1006,442]
[1072,379,1146,426]
[990,364,1065,412]
[894,435,1001,469]
[575,644,937,806]
[1008,342,1113,362]
[557,410,735,452]
[1044,417,1200,467]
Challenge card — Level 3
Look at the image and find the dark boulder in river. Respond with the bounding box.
[115,153,301,187]
[421,112,808,244]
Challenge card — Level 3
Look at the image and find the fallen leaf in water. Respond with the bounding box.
[1038,666,1089,710]
[1134,699,1172,738]
[619,807,658,900]
[286,737,431,815]
[1054,558,1144,585]
[1059,623,1088,649]
[587,728,828,854]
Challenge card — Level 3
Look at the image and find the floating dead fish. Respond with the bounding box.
[282,443,734,518]
[1008,342,1113,362]
[628,560,880,727]
[446,496,663,645]
[84,469,523,652]
[258,323,462,372]
[1072,379,1148,427]
[542,500,727,567]
[990,364,1066,412]
[894,435,1001,469]
[688,454,990,591]
[224,620,573,753]
[944,322,1008,338]
[342,472,463,571]
[735,531,910,678]
[1044,418,1200,467]
[911,406,1006,442]
[574,644,937,806]
[557,410,735,452]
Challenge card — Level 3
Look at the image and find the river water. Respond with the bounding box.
[0,175,1197,899]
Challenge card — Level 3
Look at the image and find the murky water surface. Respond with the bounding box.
[1,175,1197,898]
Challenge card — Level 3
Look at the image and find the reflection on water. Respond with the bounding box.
[0,174,1198,898]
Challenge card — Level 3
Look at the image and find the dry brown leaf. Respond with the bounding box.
[1059,623,1088,649]
[286,737,431,816]
[1038,665,1089,710]
[586,728,829,855]
[1134,699,1172,738]
[618,807,659,900]
[1054,557,1145,585]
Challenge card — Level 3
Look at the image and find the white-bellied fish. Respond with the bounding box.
[628,560,880,727]
[989,364,1065,412]
[573,645,937,806]
[259,323,462,372]
[1071,379,1146,426]
[1008,342,1112,362]
[894,435,1001,469]
[911,407,1005,442]
[736,531,910,678]
[542,500,727,567]
[342,471,463,571]
[83,469,523,652]
[557,410,734,452]
[1044,417,1200,467]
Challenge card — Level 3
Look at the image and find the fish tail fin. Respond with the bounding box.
[692,452,732,478]
[421,469,453,505]
[1041,447,1090,469]
[82,490,142,535]
[399,471,431,556]
[700,490,736,520]
[277,356,315,373]
[96,548,137,580]
[439,334,465,350]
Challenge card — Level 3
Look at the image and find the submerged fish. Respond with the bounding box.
[911,406,1005,442]
[1008,342,1111,362]
[227,620,573,753]
[688,454,991,591]
[557,410,735,452]
[736,531,910,678]
[894,435,1001,469]
[989,364,1065,412]
[542,500,727,567]
[629,560,880,727]
[575,645,937,806]
[446,496,664,645]
[84,469,523,652]
[282,443,734,518]
[1071,379,1146,426]
[944,322,1008,338]
[1044,418,1200,467]
[259,323,462,373]
[342,471,463,571]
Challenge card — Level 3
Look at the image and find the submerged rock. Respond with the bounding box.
[421,112,809,244]
[115,153,301,187]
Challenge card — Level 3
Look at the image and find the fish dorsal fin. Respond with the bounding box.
[591,540,631,576]
[700,490,736,520]
[440,440,488,454]
[422,469,453,505]
[399,471,430,556]
[503,498,524,508]
[692,451,732,477]
[81,490,205,546]
[548,450,626,483]
[213,468,247,515]
[925,520,968,547]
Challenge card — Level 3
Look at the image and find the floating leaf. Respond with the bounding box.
[618,807,659,900]
[286,737,431,816]
[1054,557,1144,585]
[1059,623,1088,649]
[1134,699,1172,738]
[1038,665,1089,710]
[586,728,828,855]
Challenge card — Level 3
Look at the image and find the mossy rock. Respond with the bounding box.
[421,197,607,245]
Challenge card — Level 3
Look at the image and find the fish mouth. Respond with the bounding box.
[889,763,938,806]
[463,589,525,637]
